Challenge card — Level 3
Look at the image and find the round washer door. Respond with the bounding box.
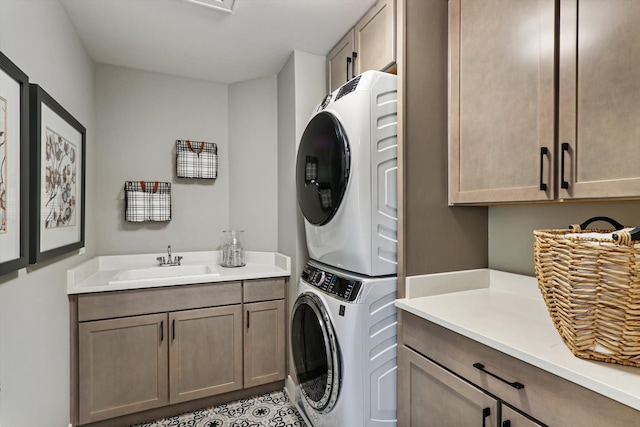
[291,292,341,412]
[296,111,350,226]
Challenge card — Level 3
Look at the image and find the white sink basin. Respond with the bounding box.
[110,264,220,284]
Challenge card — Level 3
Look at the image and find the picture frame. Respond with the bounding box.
[0,52,29,277]
[29,84,85,264]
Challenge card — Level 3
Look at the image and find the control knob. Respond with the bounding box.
[313,271,326,287]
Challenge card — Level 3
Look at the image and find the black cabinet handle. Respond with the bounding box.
[346,57,352,81]
[539,146,548,191]
[473,363,524,390]
[351,51,358,79]
[482,407,491,427]
[172,319,176,341]
[561,142,570,189]
[502,421,511,427]
[160,320,164,342]
[247,310,250,329]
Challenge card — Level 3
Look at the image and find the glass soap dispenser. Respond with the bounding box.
[221,230,246,267]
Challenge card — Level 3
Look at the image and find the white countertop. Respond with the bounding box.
[395,269,640,412]
[67,251,290,294]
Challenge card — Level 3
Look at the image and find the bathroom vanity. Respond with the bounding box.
[67,251,290,427]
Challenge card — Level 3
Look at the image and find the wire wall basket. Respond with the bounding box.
[124,181,171,222]
[176,139,218,179]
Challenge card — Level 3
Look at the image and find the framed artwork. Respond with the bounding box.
[30,84,85,264]
[0,52,29,277]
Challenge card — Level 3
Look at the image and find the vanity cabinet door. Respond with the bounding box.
[399,346,499,427]
[169,305,243,403]
[244,299,286,388]
[78,313,168,424]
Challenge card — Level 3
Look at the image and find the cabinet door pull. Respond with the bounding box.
[561,142,570,189]
[502,421,511,427]
[346,57,352,81]
[351,51,358,79]
[160,320,164,342]
[172,319,176,341]
[539,146,549,191]
[247,310,250,329]
[473,363,524,389]
[482,407,491,427]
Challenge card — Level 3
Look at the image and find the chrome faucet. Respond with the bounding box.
[157,245,182,266]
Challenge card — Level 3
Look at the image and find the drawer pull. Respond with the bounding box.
[473,363,525,390]
[502,421,511,427]
[482,407,491,427]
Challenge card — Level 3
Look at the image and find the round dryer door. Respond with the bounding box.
[291,292,341,413]
[296,111,350,226]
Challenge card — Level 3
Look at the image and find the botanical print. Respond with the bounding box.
[0,96,6,234]
[44,127,77,228]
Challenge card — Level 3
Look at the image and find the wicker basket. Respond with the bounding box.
[534,216,640,368]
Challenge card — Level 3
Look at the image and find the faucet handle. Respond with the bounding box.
[157,256,165,265]
[175,256,183,265]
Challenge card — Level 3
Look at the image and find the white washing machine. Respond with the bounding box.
[296,71,398,277]
[291,260,398,427]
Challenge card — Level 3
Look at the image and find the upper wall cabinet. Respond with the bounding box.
[327,0,396,92]
[448,0,556,204]
[558,0,640,200]
[449,0,640,205]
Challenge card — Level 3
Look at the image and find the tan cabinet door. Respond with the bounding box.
[244,299,286,388]
[558,0,640,200]
[327,30,355,93]
[398,346,499,427]
[501,404,544,427]
[78,313,168,424]
[449,0,556,204]
[354,0,396,75]
[169,305,243,403]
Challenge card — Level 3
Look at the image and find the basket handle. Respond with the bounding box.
[570,216,625,232]
[613,226,640,245]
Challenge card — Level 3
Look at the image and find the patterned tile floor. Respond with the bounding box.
[131,390,308,427]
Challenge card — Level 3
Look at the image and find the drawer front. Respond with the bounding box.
[243,278,285,303]
[400,311,640,426]
[78,282,242,322]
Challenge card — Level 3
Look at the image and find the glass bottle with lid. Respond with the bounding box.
[221,230,246,267]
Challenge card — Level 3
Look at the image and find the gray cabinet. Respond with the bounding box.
[558,0,640,200]
[327,0,396,92]
[71,278,287,426]
[169,305,243,403]
[78,314,168,424]
[399,310,640,426]
[449,0,640,205]
[448,0,555,204]
[399,346,499,427]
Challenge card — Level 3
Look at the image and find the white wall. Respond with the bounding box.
[94,64,230,255]
[489,202,640,275]
[229,76,278,251]
[0,1,96,426]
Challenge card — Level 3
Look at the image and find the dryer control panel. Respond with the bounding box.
[301,264,363,302]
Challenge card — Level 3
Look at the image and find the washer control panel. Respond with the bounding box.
[301,264,363,302]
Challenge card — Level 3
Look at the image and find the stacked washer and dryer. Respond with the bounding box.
[291,71,399,427]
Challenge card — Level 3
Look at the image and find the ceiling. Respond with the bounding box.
[60,0,377,84]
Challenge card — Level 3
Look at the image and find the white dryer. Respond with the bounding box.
[291,260,398,427]
[296,71,398,277]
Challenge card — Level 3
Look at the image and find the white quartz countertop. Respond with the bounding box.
[395,269,640,412]
[67,251,290,294]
